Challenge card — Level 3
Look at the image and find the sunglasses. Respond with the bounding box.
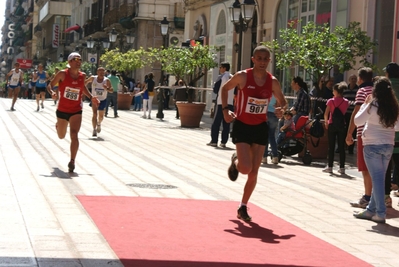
[71,58,82,62]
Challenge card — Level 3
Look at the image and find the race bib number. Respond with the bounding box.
[245,97,268,114]
[39,79,46,84]
[95,88,104,96]
[12,77,19,82]
[64,87,80,101]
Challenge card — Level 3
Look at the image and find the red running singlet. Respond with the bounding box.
[57,69,85,113]
[235,68,273,125]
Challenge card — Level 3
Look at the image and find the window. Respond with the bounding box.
[216,10,226,35]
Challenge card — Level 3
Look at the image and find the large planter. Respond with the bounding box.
[117,93,133,110]
[176,102,206,128]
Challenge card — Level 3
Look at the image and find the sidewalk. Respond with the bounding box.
[0,98,398,267]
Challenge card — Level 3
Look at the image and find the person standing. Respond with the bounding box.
[34,64,49,111]
[353,77,399,224]
[323,82,349,174]
[346,67,374,208]
[262,95,280,164]
[207,62,234,148]
[174,79,187,119]
[105,70,119,118]
[47,52,99,172]
[221,46,286,222]
[289,76,311,124]
[141,72,155,119]
[6,62,23,111]
[343,74,359,154]
[85,67,113,137]
[133,81,142,111]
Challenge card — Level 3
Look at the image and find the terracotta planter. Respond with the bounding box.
[176,102,206,128]
[117,93,133,110]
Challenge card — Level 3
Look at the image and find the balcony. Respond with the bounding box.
[39,1,72,23]
[34,24,42,37]
[83,19,103,38]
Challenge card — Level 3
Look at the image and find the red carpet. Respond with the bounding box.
[77,196,371,267]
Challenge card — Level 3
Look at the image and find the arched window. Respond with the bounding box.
[216,10,226,35]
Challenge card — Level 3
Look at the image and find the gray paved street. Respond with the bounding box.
[1,97,399,267]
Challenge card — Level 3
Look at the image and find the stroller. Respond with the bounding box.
[275,108,324,165]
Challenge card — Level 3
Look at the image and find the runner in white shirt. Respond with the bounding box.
[85,67,113,137]
[6,62,23,111]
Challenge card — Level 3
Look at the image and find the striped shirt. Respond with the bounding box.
[343,85,358,114]
[355,85,373,136]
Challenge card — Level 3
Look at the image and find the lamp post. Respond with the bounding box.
[58,53,64,62]
[87,37,110,70]
[229,0,256,72]
[156,16,170,120]
[108,28,135,52]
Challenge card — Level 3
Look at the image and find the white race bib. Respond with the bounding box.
[64,87,80,101]
[39,79,46,84]
[245,97,268,114]
[95,88,104,96]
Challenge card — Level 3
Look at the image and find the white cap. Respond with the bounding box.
[67,52,81,61]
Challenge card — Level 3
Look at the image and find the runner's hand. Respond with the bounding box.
[91,96,100,107]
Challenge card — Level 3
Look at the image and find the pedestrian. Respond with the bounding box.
[141,72,155,119]
[105,70,119,118]
[383,62,399,205]
[221,45,286,222]
[353,77,399,224]
[84,67,113,137]
[262,95,281,164]
[33,64,49,111]
[289,76,311,124]
[343,74,359,154]
[133,81,142,111]
[174,79,187,119]
[6,62,23,111]
[323,82,349,174]
[47,52,99,172]
[162,75,171,110]
[346,67,374,208]
[207,62,234,148]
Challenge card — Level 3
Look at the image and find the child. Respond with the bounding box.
[353,77,399,223]
[323,82,349,174]
[276,111,295,145]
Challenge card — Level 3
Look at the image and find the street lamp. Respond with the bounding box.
[87,37,110,69]
[58,53,64,62]
[156,16,170,120]
[229,0,256,72]
[46,58,52,69]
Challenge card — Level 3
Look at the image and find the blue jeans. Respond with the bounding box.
[210,104,233,144]
[264,112,278,157]
[134,95,142,111]
[364,144,393,218]
[105,92,118,116]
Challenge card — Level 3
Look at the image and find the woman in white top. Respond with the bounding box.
[353,77,399,223]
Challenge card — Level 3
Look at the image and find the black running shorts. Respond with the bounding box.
[231,119,268,145]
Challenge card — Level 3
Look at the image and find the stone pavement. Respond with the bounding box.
[0,97,398,267]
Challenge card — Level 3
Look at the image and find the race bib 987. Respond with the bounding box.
[245,97,268,114]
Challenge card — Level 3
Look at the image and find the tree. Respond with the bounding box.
[263,21,378,84]
[100,48,152,73]
[149,43,218,102]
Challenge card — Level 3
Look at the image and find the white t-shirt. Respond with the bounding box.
[9,69,22,86]
[354,102,395,145]
[216,71,234,105]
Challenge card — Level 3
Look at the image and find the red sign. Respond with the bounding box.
[16,59,33,69]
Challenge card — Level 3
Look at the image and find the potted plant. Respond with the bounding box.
[150,42,217,127]
[100,48,152,110]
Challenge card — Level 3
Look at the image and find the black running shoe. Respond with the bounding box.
[228,152,238,181]
[237,205,252,222]
[68,160,75,173]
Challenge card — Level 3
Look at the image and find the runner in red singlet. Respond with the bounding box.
[47,52,99,172]
[221,46,287,222]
